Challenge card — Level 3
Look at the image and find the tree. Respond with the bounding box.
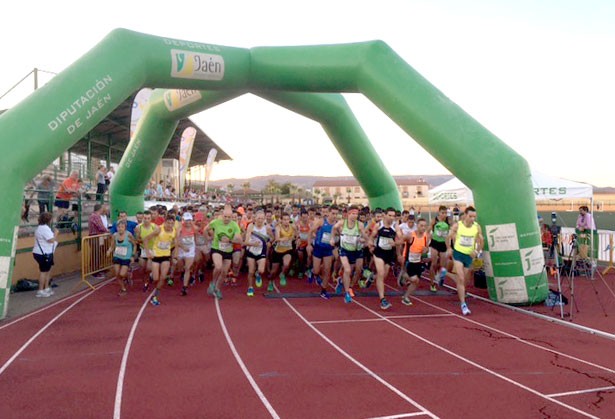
[226,183,234,194]
[313,188,321,204]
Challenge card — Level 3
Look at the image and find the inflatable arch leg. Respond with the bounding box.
[111,89,401,215]
[0,29,546,318]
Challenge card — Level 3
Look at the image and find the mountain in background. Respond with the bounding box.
[210,174,612,193]
[209,174,454,191]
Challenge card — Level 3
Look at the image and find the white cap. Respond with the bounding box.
[182,212,193,221]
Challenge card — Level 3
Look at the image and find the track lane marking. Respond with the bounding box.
[389,284,615,376]
[277,286,438,419]
[310,314,453,325]
[0,281,110,376]
[365,412,430,418]
[0,279,112,331]
[113,291,154,419]
[352,298,599,419]
[547,385,615,398]
[215,298,280,419]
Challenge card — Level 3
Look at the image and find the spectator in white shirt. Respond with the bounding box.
[33,212,58,298]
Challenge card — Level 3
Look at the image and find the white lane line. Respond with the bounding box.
[0,282,109,376]
[113,291,154,419]
[547,385,615,398]
[365,413,430,419]
[310,314,453,325]
[392,284,615,376]
[279,291,438,419]
[215,298,280,419]
[352,298,599,419]
[0,279,112,331]
[310,318,386,325]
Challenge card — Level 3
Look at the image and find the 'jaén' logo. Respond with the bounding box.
[175,52,186,72]
[524,249,534,272]
[488,227,498,248]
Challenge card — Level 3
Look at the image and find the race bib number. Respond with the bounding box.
[299,232,309,241]
[378,236,394,250]
[219,241,232,252]
[459,235,474,247]
[321,232,331,245]
[181,236,195,247]
[437,229,448,238]
[342,235,358,248]
[158,241,171,250]
[279,239,292,248]
[408,252,421,263]
[114,246,128,257]
[249,244,263,255]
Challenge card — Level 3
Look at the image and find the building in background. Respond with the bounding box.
[312,176,430,208]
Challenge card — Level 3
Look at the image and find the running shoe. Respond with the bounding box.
[335,278,344,295]
[280,273,287,287]
[255,273,263,288]
[344,292,353,304]
[36,289,50,298]
[430,283,438,293]
[289,269,295,277]
[461,303,471,316]
[166,277,174,287]
[181,286,187,296]
[437,268,447,286]
[207,281,215,296]
[150,296,160,306]
[364,272,374,289]
[397,271,407,287]
[297,272,304,279]
[316,275,323,286]
[247,287,255,297]
[214,288,223,300]
[198,272,204,283]
[358,279,366,289]
[189,276,196,286]
[401,297,413,306]
[267,281,274,292]
[380,298,392,310]
[142,281,150,293]
[307,269,314,283]
[118,288,128,297]
[320,289,330,300]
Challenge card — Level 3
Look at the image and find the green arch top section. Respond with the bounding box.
[0,28,547,319]
[111,88,401,214]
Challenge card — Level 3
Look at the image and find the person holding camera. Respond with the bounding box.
[33,212,58,298]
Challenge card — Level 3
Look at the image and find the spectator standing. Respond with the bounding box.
[33,212,58,298]
[88,204,109,236]
[96,165,107,202]
[36,175,54,214]
[55,171,80,216]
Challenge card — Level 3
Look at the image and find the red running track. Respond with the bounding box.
[0,274,613,418]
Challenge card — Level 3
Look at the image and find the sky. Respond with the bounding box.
[1,0,614,186]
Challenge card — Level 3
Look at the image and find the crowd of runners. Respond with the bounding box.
[106,202,483,315]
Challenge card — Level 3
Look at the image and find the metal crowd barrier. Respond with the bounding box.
[79,233,113,290]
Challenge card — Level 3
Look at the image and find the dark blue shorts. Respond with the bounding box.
[313,245,333,259]
[113,257,131,267]
[339,249,363,265]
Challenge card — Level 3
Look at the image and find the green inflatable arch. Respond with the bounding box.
[0,28,547,318]
[111,89,401,214]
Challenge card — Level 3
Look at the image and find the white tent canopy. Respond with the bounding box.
[429,170,593,204]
